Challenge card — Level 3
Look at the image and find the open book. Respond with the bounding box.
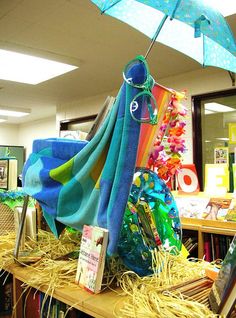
[209,235,236,317]
[75,225,108,294]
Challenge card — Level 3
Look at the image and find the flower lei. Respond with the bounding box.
[147,91,187,185]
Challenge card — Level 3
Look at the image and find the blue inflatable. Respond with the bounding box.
[118,168,182,276]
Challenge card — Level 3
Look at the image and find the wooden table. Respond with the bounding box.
[3,262,125,318]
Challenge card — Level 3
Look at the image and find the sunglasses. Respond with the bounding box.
[123,55,158,124]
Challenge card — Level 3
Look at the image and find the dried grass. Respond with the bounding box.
[114,249,222,318]
[0,232,222,318]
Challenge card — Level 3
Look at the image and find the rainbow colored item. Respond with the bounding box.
[118,168,182,276]
[135,83,174,167]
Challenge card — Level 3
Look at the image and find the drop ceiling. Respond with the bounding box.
[0,0,235,124]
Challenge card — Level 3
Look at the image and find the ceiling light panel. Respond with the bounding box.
[204,102,236,113]
[216,137,229,141]
[0,49,78,85]
[0,107,31,117]
[204,109,215,115]
[0,117,7,123]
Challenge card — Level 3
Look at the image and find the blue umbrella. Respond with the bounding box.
[91,0,236,73]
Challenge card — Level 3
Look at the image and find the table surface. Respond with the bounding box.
[5,262,125,318]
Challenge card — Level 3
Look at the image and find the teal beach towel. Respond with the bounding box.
[22,58,149,255]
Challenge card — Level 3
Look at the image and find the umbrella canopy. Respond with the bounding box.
[91,0,236,73]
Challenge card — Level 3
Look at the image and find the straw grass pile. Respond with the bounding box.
[114,249,221,318]
[0,229,80,287]
[0,231,222,318]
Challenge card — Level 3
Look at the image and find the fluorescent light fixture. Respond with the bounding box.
[205,102,235,113]
[205,140,211,143]
[0,116,7,123]
[204,109,215,115]
[205,0,236,16]
[0,107,31,117]
[0,49,78,85]
[216,137,229,141]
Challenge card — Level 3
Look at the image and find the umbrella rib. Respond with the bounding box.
[144,14,168,59]
[228,71,235,86]
[101,0,122,14]
[170,0,182,20]
[145,0,183,59]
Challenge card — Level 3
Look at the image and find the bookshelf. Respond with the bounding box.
[0,270,13,317]
[181,217,236,259]
[1,237,236,317]
[1,262,122,318]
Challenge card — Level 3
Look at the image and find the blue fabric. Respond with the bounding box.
[23,58,146,255]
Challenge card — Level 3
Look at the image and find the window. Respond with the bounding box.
[192,88,236,191]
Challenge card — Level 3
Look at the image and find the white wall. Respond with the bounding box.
[58,67,234,164]
[0,124,20,145]
[2,67,233,163]
[160,67,233,163]
[56,91,117,135]
[18,116,56,159]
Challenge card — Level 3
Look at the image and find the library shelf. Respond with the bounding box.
[1,237,236,317]
[181,217,236,259]
[2,262,123,318]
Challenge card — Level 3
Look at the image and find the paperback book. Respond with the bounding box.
[202,197,232,221]
[225,207,236,222]
[209,235,236,317]
[174,196,233,221]
[75,225,109,294]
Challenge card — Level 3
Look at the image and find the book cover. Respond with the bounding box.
[202,198,232,221]
[225,207,236,222]
[183,237,198,253]
[0,273,13,315]
[219,236,228,260]
[3,282,13,314]
[210,234,215,261]
[174,196,209,219]
[209,235,236,317]
[0,158,17,190]
[214,147,229,164]
[204,238,212,262]
[75,225,109,294]
[24,289,40,318]
[214,235,220,260]
[188,242,198,254]
[39,292,58,318]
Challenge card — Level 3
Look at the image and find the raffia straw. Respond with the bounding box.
[1,232,221,317]
[0,229,126,318]
[0,230,82,318]
[0,232,16,270]
[114,248,222,318]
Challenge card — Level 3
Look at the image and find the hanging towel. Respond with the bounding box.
[22,57,150,255]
